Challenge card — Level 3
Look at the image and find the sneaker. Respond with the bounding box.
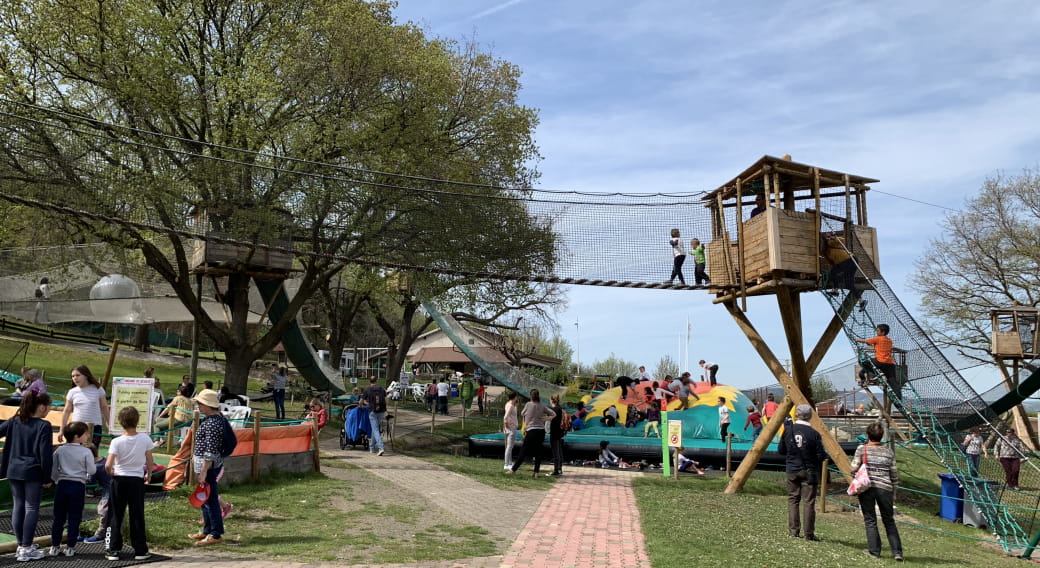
[377,448,385,456]
[105,550,121,561]
[805,535,822,542]
[864,549,880,559]
[63,548,75,557]
[48,546,61,556]
[503,464,513,470]
[194,535,223,547]
[134,553,152,560]
[221,502,234,519]
[83,535,104,544]
[894,554,904,562]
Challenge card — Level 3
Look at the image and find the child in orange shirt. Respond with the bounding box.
[855,324,898,387]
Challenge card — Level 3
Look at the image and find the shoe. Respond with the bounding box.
[16,546,45,562]
[48,546,61,556]
[105,550,121,561]
[805,535,821,542]
[221,502,234,519]
[378,448,385,456]
[194,535,223,547]
[894,554,904,562]
[503,464,513,470]
[63,548,75,557]
[864,549,880,559]
[188,532,208,540]
[83,535,104,544]
[134,553,152,560]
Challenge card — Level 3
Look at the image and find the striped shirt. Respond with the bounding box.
[851,443,898,492]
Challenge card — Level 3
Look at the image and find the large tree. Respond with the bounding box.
[0,0,552,392]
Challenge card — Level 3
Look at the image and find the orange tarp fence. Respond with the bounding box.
[162,423,314,490]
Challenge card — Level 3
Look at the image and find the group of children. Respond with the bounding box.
[668,229,711,286]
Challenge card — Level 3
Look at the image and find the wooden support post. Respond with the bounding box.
[165,423,174,454]
[725,434,733,478]
[725,397,794,494]
[821,459,830,513]
[102,339,120,393]
[311,416,321,473]
[431,403,437,433]
[720,300,853,494]
[735,178,747,312]
[251,411,262,481]
[812,167,822,279]
[187,411,200,486]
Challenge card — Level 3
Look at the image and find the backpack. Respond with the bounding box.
[34,287,43,299]
[560,411,573,433]
[220,416,238,457]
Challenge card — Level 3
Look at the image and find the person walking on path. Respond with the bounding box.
[548,395,565,476]
[437,378,450,415]
[995,429,1027,490]
[362,377,388,456]
[59,365,110,448]
[503,391,520,470]
[851,422,904,561]
[962,427,985,477]
[269,364,288,420]
[778,404,827,541]
[0,391,53,562]
[188,389,228,547]
[509,389,555,477]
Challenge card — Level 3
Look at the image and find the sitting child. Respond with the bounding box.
[602,406,619,427]
[625,405,644,429]
[675,448,705,475]
[571,414,585,431]
[599,441,620,468]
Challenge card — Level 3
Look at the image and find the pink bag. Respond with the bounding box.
[847,446,872,496]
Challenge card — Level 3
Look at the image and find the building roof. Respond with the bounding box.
[705,155,880,201]
[411,346,510,364]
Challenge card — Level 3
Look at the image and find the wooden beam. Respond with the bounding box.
[776,285,811,400]
[719,300,853,494]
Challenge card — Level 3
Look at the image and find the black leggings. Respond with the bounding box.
[670,255,686,284]
[511,429,546,473]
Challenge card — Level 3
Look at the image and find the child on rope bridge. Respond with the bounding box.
[668,228,686,285]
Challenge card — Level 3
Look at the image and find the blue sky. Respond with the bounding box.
[392,1,1040,390]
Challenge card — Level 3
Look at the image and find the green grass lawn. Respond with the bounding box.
[635,445,1029,567]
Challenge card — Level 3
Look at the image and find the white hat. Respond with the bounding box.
[194,389,220,409]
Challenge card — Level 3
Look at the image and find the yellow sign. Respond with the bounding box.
[667,420,683,447]
[110,377,157,434]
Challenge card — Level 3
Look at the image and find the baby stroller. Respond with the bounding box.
[340,404,371,450]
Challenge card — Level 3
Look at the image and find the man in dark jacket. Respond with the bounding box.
[777,404,827,541]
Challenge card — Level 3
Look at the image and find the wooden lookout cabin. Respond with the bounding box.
[189,207,294,278]
[991,305,1039,360]
[703,155,880,302]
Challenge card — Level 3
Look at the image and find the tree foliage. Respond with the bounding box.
[910,170,1040,362]
[591,353,639,379]
[653,355,679,380]
[0,0,555,391]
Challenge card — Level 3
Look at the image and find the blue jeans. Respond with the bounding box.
[9,479,42,547]
[966,453,981,476]
[273,389,286,419]
[201,467,225,538]
[369,411,385,452]
[51,480,86,547]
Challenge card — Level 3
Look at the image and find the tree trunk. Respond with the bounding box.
[133,323,151,352]
[222,347,256,395]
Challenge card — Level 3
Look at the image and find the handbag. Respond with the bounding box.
[847,446,872,496]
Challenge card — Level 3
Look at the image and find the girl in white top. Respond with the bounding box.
[668,228,687,285]
[59,365,110,447]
